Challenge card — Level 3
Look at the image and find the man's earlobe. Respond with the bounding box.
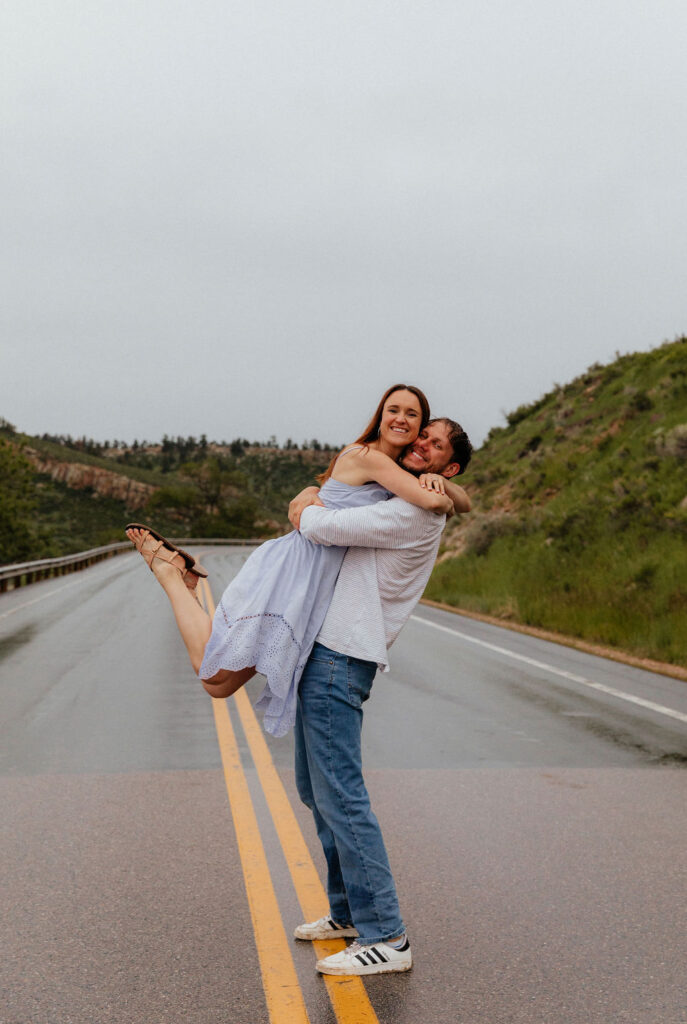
[442,463,460,479]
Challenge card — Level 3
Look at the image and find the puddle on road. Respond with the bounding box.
[0,624,36,662]
[504,676,687,766]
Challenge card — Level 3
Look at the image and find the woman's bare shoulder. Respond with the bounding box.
[335,443,367,461]
[337,444,392,465]
[331,443,384,482]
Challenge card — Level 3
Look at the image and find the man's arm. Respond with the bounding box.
[299,497,445,549]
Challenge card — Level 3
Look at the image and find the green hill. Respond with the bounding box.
[426,337,687,667]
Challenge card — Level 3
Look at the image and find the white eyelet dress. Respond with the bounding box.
[199,475,390,737]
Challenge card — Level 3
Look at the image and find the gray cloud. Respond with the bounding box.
[2,0,686,448]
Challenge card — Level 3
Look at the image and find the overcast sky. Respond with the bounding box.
[2,0,686,449]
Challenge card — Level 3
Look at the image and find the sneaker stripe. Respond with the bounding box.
[370,946,389,963]
[354,953,369,966]
[328,918,342,930]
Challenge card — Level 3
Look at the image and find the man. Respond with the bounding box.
[287,418,472,976]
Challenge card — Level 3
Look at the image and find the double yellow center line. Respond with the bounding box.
[199,577,381,1024]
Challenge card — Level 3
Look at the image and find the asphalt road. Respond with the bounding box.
[1,547,686,1024]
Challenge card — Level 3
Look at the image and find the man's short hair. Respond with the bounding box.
[429,417,473,475]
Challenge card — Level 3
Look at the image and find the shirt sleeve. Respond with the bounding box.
[299,498,445,549]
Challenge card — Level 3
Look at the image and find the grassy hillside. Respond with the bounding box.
[426,337,687,667]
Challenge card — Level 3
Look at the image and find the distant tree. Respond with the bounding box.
[148,455,259,538]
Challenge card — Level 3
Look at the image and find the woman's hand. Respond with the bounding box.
[288,486,324,530]
[419,473,446,495]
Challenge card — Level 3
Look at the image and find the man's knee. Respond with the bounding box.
[311,776,371,831]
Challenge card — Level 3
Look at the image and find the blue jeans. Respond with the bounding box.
[294,642,405,943]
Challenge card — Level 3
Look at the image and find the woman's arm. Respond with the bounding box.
[444,480,471,514]
[420,474,471,514]
[349,448,453,514]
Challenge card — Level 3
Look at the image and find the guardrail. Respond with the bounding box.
[0,537,263,593]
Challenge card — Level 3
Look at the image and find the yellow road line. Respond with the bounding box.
[234,690,382,1024]
[201,576,381,1024]
[200,580,310,1024]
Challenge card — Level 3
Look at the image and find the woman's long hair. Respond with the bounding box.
[317,383,430,484]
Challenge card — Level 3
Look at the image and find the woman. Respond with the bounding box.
[127,384,457,736]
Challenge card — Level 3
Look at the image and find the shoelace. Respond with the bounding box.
[344,942,364,956]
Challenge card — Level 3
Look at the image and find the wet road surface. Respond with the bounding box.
[1,547,686,1023]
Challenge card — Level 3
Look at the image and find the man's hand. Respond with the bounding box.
[288,486,325,530]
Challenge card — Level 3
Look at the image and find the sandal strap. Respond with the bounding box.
[137,531,186,574]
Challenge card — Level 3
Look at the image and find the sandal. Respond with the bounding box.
[125,523,208,579]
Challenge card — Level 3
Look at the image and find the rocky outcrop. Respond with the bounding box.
[25,449,157,510]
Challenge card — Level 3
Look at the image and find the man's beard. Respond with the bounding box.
[401,455,423,477]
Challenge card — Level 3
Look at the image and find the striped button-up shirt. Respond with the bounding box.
[299,498,446,671]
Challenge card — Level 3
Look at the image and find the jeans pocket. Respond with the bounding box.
[307,643,336,667]
[346,659,376,708]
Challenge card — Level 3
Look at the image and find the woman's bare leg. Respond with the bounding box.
[201,666,256,699]
[127,527,256,694]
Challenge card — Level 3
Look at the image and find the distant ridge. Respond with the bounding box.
[0,429,332,563]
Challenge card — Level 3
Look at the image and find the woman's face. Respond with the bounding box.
[379,389,423,449]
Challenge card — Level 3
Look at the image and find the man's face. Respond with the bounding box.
[402,421,460,477]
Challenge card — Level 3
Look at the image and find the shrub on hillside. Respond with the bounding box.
[0,440,52,563]
[662,424,687,460]
[465,515,522,556]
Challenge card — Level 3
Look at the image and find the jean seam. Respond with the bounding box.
[333,659,383,934]
[325,662,350,922]
[308,649,399,940]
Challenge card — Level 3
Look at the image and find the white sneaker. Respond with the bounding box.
[316,938,412,975]
[294,916,359,941]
